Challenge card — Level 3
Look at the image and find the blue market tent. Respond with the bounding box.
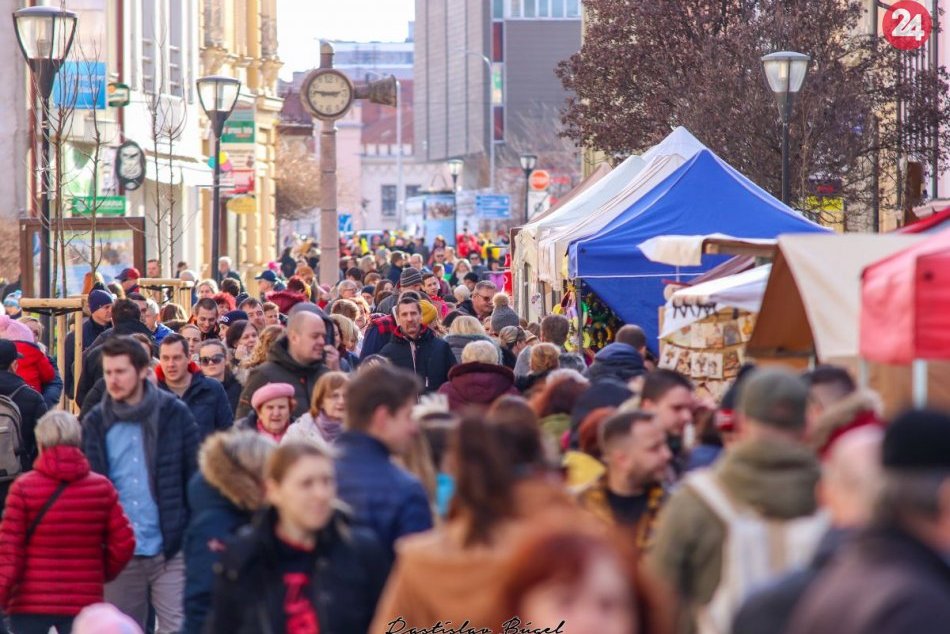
[567,149,829,347]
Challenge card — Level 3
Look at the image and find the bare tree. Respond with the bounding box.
[275,137,322,222]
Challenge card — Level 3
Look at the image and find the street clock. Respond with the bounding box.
[301,69,354,120]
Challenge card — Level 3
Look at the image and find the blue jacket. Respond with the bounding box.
[82,386,199,559]
[158,367,233,440]
[152,322,173,344]
[379,326,457,392]
[183,473,255,634]
[334,431,433,562]
[586,342,646,383]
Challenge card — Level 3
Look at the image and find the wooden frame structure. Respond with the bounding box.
[19,297,85,410]
[137,279,196,317]
[19,217,147,297]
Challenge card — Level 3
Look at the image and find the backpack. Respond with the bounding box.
[684,469,828,634]
[0,385,26,482]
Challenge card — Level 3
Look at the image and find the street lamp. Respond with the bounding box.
[447,159,463,245]
[197,75,241,275]
[519,153,537,223]
[458,49,495,192]
[13,5,78,303]
[448,159,463,191]
[762,51,810,206]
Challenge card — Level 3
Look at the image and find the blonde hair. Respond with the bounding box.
[310,370,350,418]
[462,340,501,365]
[242,324,285,369]
[35,411,82,449]
[530,343,560,374]
[328,314,358,349]
[197,279,219,294]
[199,430,276,510]
[449,315,485,336]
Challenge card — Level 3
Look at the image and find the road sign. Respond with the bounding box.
[71,196,126,217]
[107,82,130,107]
[339,214,353,233]
[883,1,932,51]
[529,169,551,191]
[476,194,511,219]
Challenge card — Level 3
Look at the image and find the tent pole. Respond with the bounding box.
[912,359,928,408]
[857,358,869,389]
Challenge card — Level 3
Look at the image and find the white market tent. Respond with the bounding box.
[513,154,646,318]
[660,264,772,337]
[535,127,708,287]
[638,234,778,267]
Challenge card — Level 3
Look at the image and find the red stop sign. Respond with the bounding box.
[529,169,551,191]
[883,1,932,51]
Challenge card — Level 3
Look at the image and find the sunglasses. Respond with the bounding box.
[199,354,226,366]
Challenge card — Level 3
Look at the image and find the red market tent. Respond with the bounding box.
[898,206,950,234]
[861,228,950,366]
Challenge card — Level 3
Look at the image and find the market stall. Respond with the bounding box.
[568,149,826,348]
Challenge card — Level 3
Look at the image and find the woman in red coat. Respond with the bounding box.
[0,411,135,634]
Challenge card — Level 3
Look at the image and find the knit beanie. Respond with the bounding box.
[88,289,115,314]
[490,293,519,333]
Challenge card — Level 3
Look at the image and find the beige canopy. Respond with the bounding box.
[745,233,950,417]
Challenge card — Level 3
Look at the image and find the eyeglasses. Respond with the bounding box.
[199,354,226,366]
[476,294,494,301]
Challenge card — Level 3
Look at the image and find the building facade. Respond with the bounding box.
[413,0,582,195]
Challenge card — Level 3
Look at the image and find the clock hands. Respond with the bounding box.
[312,89,343,97]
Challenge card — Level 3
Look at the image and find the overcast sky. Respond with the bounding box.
[277,0,415,79]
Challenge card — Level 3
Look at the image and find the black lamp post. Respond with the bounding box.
[13,5,78,303]
[519,153,537,223]
[762,51,810,206]
[447,159,463,245]
[197,75,241,274]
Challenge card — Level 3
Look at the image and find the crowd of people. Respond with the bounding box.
[0,235,943,634]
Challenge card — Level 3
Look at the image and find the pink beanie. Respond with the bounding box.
[251,382,296,411]
[72,603,143,634]
[0,315,34,343]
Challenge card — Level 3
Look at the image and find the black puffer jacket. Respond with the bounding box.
[235,336,328,419]
[379,326,457,391]
[206,508,388,634]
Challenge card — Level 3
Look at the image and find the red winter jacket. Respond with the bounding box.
[13,341,54,394]
[0,445,135,616]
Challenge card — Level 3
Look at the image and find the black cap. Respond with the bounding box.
[883,409,950,470]
[0,340,23,367]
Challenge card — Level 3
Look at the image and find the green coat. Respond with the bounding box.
[648,439,821,634]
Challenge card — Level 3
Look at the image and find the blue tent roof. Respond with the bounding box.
[567,149,829,347]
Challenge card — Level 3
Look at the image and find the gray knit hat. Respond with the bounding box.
[399,267,423,288]
[738,368,808,432]
[490,293,520,333]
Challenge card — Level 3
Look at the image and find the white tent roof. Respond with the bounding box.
[660,265,771,337]
[639,234,777,267]
[535,128,708,283]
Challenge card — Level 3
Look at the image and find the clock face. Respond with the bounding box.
[304,70,353,119]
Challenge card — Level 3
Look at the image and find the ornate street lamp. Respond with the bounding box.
[447,159,463,191]
[519,153,538,223]
[13,5,78,305]
[197,75,241,272]
[762,51,810,205]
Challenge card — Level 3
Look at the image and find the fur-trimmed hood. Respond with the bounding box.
[198,433,267,511]
[811,390,884,458]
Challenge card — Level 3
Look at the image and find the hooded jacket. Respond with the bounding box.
[206,507,388,634]
[649,438,822,634]
[236,336,328,420]
[437,362,518,409]
[810,390,884,459]
[183,434,269,634]
[12,341,54,396]
[0,445,135,616]
[379,325,457,391]
[443,333,493,363]
[156,363,233,440]
[586,343,646,383]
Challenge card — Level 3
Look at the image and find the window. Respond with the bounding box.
[504,0,580,18]
[405,185,421,199]
[381,185,398,216]
[493,0,505,19]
